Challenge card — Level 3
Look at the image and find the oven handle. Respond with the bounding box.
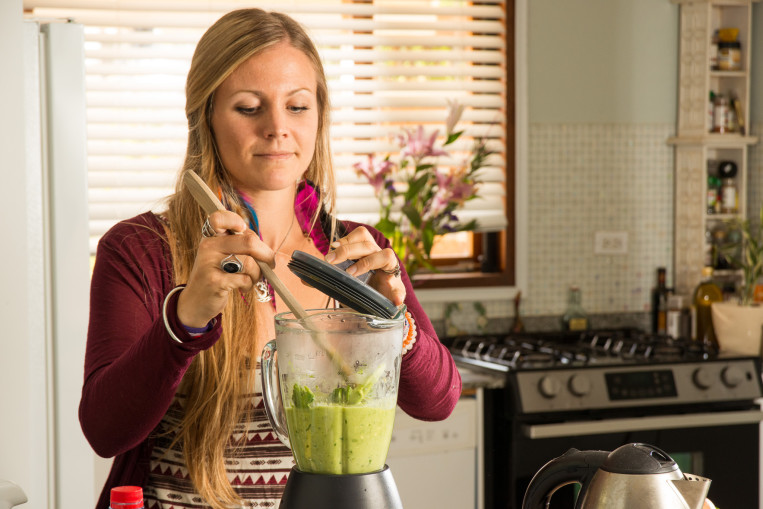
[523,410,763,439]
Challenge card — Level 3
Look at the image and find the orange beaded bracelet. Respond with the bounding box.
[402,311,416,355]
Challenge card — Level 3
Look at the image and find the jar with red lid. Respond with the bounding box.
[110,486,144,509]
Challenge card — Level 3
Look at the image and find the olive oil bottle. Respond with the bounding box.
[692,266,722,346]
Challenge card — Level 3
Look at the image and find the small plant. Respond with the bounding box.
[721,204,763,305]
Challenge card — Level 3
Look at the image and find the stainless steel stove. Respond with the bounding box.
[444,329,763,508]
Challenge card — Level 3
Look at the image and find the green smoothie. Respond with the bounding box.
[285,402,396,474]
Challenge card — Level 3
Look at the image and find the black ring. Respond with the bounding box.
[220,254,243,273]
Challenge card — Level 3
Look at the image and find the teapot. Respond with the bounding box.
[522,443,711,509]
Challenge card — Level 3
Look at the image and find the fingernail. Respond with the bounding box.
[330,241,340,248]
[345,264,357,275]
[325,252,336,263]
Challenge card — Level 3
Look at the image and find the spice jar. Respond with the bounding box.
[720,177,737,213]
[717,41,742,71]
[712,94,729,133]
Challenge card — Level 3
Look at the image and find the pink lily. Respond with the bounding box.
[353,155,395,195]
[397,125,448,162]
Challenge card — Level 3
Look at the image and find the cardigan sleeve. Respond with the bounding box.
[79,214,222,458]
[349,223,462,421]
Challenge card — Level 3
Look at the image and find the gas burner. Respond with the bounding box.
[445,328,722,375]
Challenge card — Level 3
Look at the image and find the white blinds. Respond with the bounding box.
[26,0,508,254]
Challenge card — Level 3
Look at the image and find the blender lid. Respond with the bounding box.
[288,250,399,319]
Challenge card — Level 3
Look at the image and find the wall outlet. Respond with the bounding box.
[594,231,628,255]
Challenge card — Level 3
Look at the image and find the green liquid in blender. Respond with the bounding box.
[285,403,396,475]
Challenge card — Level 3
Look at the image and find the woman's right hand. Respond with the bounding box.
[176,210,275,327]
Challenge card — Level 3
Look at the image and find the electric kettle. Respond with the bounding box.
[522,443,711,509]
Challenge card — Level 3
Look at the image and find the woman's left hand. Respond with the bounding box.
[325,226,406,306]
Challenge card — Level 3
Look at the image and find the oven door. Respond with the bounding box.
[484,389,763,509]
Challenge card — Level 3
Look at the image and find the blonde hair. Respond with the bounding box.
[163,9,335,507]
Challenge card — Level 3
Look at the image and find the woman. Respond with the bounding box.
[80,8,461,509]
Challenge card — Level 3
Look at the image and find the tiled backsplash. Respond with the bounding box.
[525,123,675,316]
[422,123,763,334]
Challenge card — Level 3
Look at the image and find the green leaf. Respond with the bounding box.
[406,174,430,199]
[422,227,435,254]
[402,203,423,229]
[445,131,464,145]
[375,217,397,237]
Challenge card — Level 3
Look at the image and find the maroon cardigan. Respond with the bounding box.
[80,211,461,508]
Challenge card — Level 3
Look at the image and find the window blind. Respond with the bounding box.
[26,0,508,254]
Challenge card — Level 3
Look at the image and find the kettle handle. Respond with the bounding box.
[522,448,609,509]
[260,340,291,448]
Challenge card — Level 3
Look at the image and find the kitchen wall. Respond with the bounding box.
[431,0,763,333]
[523,0,679,317]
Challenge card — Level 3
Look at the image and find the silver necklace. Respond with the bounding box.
[254,213,295,303]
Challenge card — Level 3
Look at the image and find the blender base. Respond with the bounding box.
[279,465,403,509]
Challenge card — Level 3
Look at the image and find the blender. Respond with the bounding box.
[261,307,406,509]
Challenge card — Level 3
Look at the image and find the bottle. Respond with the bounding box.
[562,286,589,331]
[713,94,729,133]
[720,177,737,213]
[692,267,723,346]
[711,223,730,270]
[110,486,144,509]
[651,267,669,334]
[666,294,684,339]
[706,175,721,214]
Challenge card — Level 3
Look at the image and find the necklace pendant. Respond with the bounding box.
[255,279,272,303]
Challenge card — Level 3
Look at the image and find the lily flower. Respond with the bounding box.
[353,155,395,196]
[397,126,448,162]
[445,99,466,137]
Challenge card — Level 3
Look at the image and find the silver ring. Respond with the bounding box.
[381,261,401,278]
[220,254,243,274]
[201,217,216,238]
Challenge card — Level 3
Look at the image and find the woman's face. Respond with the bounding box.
[210,41,319,195]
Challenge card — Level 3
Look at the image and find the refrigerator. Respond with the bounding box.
[1,8,94,508]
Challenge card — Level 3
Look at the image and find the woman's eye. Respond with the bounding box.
[236,106,258,115]
[289,106,309,113]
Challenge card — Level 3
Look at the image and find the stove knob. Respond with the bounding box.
[692,367,714,390]
[721,366,745,388]
[538,375,562,398]
[568,374,592,396]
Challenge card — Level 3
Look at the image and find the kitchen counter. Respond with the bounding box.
[458,365,505,390]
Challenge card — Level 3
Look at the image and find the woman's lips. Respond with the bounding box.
[256,152,293,160]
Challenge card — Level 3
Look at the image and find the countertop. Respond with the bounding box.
[458,365,505,390]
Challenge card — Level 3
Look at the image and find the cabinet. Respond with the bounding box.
[668,0,759,296]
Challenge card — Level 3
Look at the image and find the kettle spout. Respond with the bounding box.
[669,475,711,509]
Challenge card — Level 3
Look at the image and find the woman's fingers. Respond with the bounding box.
[326,227,406,306]
[177,220,278,327]
[205,210,248,236]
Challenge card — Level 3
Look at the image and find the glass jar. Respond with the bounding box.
[717,41,742,71]
[712,94,729,133]
[720,177,737,214]
[562,286,589,331]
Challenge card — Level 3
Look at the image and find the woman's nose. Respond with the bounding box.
[262,108,288,139]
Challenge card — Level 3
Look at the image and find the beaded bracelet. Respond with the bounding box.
[402,311,417,355]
